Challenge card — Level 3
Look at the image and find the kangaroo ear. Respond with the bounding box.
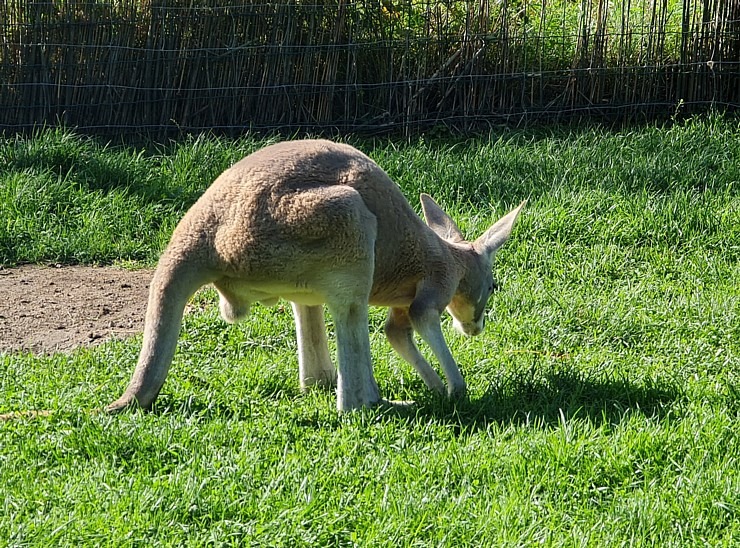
[420,194,465,243]
[475,200,527,258]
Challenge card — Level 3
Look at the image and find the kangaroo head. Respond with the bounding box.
[421,194,526,337]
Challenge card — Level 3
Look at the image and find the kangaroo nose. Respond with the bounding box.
[468,315,485,336]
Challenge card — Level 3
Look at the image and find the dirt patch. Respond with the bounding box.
[0,265,154,354]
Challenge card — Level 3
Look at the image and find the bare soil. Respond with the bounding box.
[0,265,154,354]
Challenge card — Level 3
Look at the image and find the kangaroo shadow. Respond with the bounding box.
[384,365,682,432]
[132,364,682,433]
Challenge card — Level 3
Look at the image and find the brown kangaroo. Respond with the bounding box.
[106,140,525,413]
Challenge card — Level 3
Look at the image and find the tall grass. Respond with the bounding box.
[1,117,739,544]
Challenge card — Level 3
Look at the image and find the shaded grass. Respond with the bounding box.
[0,129,276,265]
[1,116,739,545]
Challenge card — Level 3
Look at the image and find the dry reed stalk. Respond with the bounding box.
[0,0,737,135]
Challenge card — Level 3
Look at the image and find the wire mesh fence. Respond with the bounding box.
[1,0,738,137]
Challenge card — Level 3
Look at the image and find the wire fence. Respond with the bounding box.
[1,0,738,137]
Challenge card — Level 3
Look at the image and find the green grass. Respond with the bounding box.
[0,129,278,265]
[1,117,740,545]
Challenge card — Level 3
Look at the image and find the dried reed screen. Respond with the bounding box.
[0,0,738,135]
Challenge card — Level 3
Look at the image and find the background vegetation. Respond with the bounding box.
[1,0,738,135]
[1,117,739,544]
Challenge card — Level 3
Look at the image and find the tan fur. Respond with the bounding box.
[106,140,525,413]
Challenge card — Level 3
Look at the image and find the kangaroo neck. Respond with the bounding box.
[435,235,477,283]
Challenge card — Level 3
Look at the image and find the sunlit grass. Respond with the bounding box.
[1,117,739,544]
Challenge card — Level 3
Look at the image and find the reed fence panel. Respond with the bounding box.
[1,0,738,136]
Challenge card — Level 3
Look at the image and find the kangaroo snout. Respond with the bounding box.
[453,315,485,337]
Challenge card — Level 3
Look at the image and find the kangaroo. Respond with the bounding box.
[106,140,525,413]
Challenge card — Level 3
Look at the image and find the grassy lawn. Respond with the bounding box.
[1,117,739,545]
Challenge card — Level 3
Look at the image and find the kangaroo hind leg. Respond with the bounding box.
[324,239,379,411]
[328,295,379,412]
[323,191,379,411]
[292,303,336,390]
